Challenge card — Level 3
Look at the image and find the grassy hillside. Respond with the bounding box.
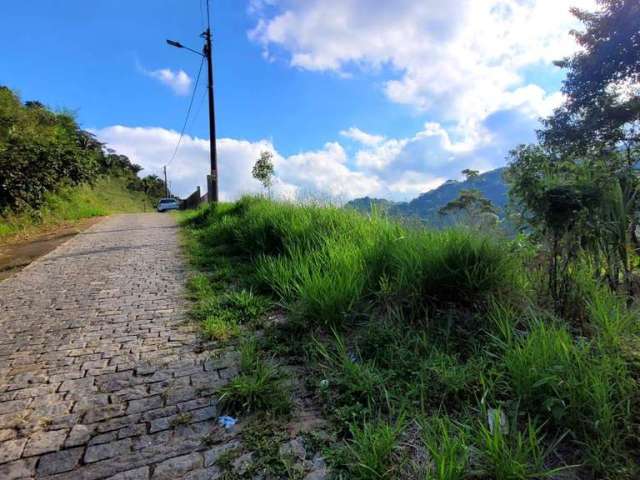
[0,85,167,243]
[347,168,509,223]
[0,176,153,241]
[180,197,639,479]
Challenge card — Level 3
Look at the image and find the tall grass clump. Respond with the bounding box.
[421,417,470,480]
[379,228,521,314]
[218,338,291,415]
[212,196,521,327]
[336,418,404,480]
[499,317,636,473]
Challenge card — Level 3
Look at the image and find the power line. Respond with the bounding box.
[199,0,206,30]
[189,86,208,130]
[166,56,205,169]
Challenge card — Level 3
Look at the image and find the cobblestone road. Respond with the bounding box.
[0,214,237,479]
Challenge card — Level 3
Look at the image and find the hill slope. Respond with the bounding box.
[0,176,155,241]
[346,168,509,222]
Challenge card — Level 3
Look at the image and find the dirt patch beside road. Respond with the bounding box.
[0,217,104,281]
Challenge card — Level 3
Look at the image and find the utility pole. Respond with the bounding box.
[163,165,168,198]
[203,0,218,203]
[167,0,218,203]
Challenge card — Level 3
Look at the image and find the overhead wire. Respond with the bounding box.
[199,0,206,30]
[166,56,205,169]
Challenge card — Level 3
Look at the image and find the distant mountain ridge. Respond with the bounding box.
[346,168,509,222]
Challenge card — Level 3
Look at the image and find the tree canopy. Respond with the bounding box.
[252,150,275,193]
[541,0,639,154]
[0,86,167,212]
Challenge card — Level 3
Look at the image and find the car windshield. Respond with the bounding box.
[159,199,176,204]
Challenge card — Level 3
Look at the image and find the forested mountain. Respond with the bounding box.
[346,167,508,222]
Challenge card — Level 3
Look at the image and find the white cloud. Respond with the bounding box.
[92,126,381,202]
[387,171,447,197]
[142,67,193,95]
[92,104,538,203]
[249,0,596,143]
[279,142,381,201]
[92,125,275,201]
[340,127,385,146]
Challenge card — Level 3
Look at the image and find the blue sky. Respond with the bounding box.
[1,0,593,200]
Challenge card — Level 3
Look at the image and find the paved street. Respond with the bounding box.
[0,214,237,479]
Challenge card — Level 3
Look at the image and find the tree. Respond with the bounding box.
[0,85,160,212]
[506,0,640,309]
[507,144,637,309]
[438,188,498,229]
[461,169,480,181]
[541,0,640,155]
[252,151,275,196]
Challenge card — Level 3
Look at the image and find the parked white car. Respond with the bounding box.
[157,198,179,212]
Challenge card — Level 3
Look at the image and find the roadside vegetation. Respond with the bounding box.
[0,176,156,240]
[180,195,639,479]
[0,86,166,242]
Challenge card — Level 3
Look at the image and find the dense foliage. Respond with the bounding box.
[507,0,640,311]
[0,86,166,213]
[542,0,639,153]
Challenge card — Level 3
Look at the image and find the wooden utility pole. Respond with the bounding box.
[203,1,218,203]
[163,165,168,198]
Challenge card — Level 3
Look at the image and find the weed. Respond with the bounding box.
[180,196,640,479]
[220,289,271,324]
[421,416,470,480]
[314,334,385,416]
[218,341,291,415]
[336,418,404,480]
[171,412,193,426]
[241,415,306,479]
[475,411,570,480]
[186,273,214,300]
[202,314,240,341]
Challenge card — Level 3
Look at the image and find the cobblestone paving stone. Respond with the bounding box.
[0,214,237,479]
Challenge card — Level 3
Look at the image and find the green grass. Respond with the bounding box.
[179,197,640,480]
[333,418,404,480]
[218,339,291,415]
[421,417,470,480]
[0,176,153,241]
